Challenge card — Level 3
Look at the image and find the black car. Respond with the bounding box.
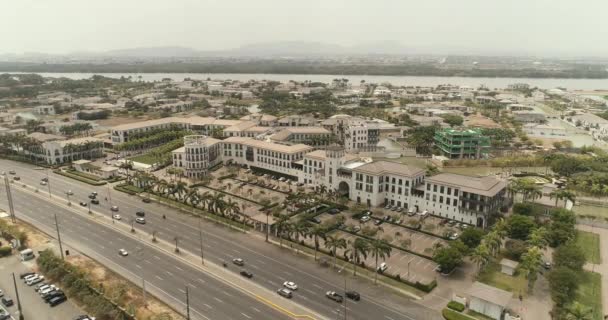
[49,295,67,307]
[374,219,383,226]
[12,176,20,181]
[136,211,146,217]
[1,297,13,307]
[240,270,253,278]
[88,194,96,199]
[310,217,321,224]
[44,291,64,302]
[345,291,360,301]
[328,208,341,215]
[41,177,48,182]
[142,198,151,203]
[79,202,88,207]
[91,199,100,205]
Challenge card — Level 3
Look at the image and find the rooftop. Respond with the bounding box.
[499,258,519,269]
[223,137,313,154]
[353,161,426,177]
[468,282,512,307]
[427,173,507,197]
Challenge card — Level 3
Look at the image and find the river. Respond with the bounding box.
[5,72,608,90]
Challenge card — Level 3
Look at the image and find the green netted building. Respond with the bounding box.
[434,128,490,159]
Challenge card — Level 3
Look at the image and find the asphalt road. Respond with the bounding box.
[0,160,442,320]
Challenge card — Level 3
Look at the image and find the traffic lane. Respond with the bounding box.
[1,191,291,320]
[3,160,439,320]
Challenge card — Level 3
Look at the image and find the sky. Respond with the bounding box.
[1,0,607,57]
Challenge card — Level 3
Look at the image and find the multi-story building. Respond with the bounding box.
[40,137,104,165]
[434,128,490,159]
[270,127,333,147]
[33,105,56,115]
[172,135,222,179]
[322,115,395,152]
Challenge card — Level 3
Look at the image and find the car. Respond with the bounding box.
[135,217,146,224]
[377,262,388,273]
[395,219,402,225]
[91,199,100,205]
[66,190,74,195]
[345,291,360,301]
[19,272,35,279]
[0,289,3,298]
[136,211,145,217]
[407,210,416,217]
[40,286,58,296]
[88,194,96,199]
[35,283,51,292]
[360,216,371,223]
[543,261,552,269]
[142,198,151,203]
[391,207,398,211]
[232,258,244,266]
[447,220,457,227]
[448,232,459,240]
[325,291,343,303]
[111,205,119,212]
[91,192,98,196]
[8,170,15,175]
[43,290,64,301]
[79,202,88,207]
[278,177,286,182]
[397,207,404,212]
[49,295,67,307]
[328,208,341,215]
[27,275,45,286]
[112,214,121,220]
[374,219,383,226]
[384,205,391,210]
[383,215,391,222]
[310,217,322,224]
[1,297,13,307]
[461,224,469,230]
[240,270,253,278]
[12,176,20,181]
[40,181,47,186]
[23,274,38,282]
[277,288,292,298]
[283,281,298,290]
[119,249,128,256]
[41,177,48,182]
[352,225,361,233]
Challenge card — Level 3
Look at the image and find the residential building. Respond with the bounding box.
[434,128,490,159]
[512,111,546,123]
[39,137,104,165]
[33,105,56,115]
[277,115,316,127]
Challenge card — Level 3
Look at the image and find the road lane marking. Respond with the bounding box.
[252,307,261,313]
[178,288,186,294]
[153,255,161,260]
[267,280,277,286]
[241,313,251,319]
[166,271,174,276]
[385,316,396,320]
[283,271,293,276]
[155,275,163,281]
[304,289,316,295]
[222,290,233,297]
[312,283,322,289]
[249,264,259,269]
[135,264,142,269]
[197,278,206,284]
[144,259,151,264]
[213,297,223,303]
[188,283,197,289]
[203,303,213,309]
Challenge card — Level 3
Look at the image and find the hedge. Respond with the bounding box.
[53,170,107,186]
[190,183,263,205]
[442,309,476,320]
[114,184,141,195]
[447,301,465,312]
[218,173,236,181]
[0,246,12,257]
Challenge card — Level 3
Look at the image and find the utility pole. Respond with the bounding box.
[136,245,147,308]
[12,273,24,320]
[185,286,191,320]
[54,214,64,260]
[338,264,348,320]
[198,218,205,265]
[45,169,51,198]
[3,175,16,223]
[106,183,112,206]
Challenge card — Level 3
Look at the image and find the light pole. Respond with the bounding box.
[45,169,51,198]
[88,200,92,214]
[12,273,24,320]
[66,192,71,205]
[198,218,205,265]
[338,263,348,320]
[54,214,64,260]
[3,175,16,223]
[135,245,147,308]
[185,286,191,320]
[407,260,411,280]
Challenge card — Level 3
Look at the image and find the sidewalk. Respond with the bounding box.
[577,224,607,317]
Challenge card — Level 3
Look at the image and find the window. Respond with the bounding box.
[447,188,451,196]
[427,184,431,191]
[454,189,459,196]
[440,186,444,193]
[439,196,443,204]
[433,185,437,192]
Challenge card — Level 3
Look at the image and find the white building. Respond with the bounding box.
[270,127,333,147]
[468,282,512,320]
[40,137,104,165]
[33,105,55,115]
[172,135,222,179]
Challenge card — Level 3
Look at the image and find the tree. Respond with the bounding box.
[351,238,370,277]
[520,246,543,291]
[292,220,311,254]
[470,243,491,274]
[405,125,439,155]
[507,215,536,240]
[460,228,484,249]
[550,189,577,208]
[119,160,134,183]
[324,235,347,269]
[309,225,327,261]
[547,267,580,306]
[527,227,548,249]
[565,302,593,320]
[553,242,586,272]
[274,215,291,248]
[369,239,392,284]
[504,239,528,261]
[433,245,464,274]
[441,114,464,127]
[550,157,585,177]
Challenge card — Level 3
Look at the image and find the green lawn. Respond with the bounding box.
[576,230,601,264]
[477,260,528,297]
[574,204,608,221]
[128,153,157,165]
[575,271,603,320]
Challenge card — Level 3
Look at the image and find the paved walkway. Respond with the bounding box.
[577,224,607,317]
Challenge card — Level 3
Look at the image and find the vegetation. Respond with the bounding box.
[405,125,439,155]
[442,309,477,320]
[54,169,107,186]
[447,301,465,312]
[115,128,192,152]
[59,122,93,136]
[575,231,601,264]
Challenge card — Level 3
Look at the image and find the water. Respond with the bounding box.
[5,72,608,90]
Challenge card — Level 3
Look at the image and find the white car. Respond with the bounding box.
[283,281,298,291]
[27,275,44,286]
[39,285,57,296]
[66,190,74,195]
[40,181,47,186]
[377,262,388,272]
[23,274,38,283]
[111,206,119,212]
[135,217,146,224]
[119,249,128,256]
[112,214,122,220]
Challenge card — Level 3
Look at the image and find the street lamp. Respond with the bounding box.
[45,169,52,198]
[337,263,348,320]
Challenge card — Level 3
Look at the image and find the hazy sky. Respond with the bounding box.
[1,0,607,56]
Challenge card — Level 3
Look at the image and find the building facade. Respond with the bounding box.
[434,128,490,159]
[172,135,222,179]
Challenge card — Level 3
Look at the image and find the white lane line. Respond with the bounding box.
[283,271,293,276]
[197,278,206,284]
[251,307,261,313]
[153,255,161,260]
[135,264,142,269]
[232,249,241,254]
[203,303,213,309]
[213,297,223,303]
[155,275,163,281]
[166,271,174,276]
[175,266,183,271]
[222,290,233,297]
[267,280,277,286]
[304,289,316,295]
[144,259,151,264]
[312,283,322,289]
[178,288,186,294]
[249,264,259,269]
[189,283,197,289]
[385,316,396,320]
[241,313,252,319]
[256,260,265,265]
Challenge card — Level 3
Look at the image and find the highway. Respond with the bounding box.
[1,159,442,320]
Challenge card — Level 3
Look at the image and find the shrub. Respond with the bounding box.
[0,246,12,257]
[513,202,534,216]
[504,239,528,261]
[447,301,465,312]
[507,215,536,240]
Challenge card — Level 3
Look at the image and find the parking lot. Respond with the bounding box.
[0,254,84,320]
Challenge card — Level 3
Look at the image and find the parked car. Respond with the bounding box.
[277,288,292,298]
[66,190,74,195]
[49,295,67,307]
[136,211,145,217]
[8,170,15,175]
[345,291,360,301]
[310,217,321,224]
[112,214,121,220]
[384,205,391,210]
[23,274,38,282]
[19,272,35,279]
[448,232,459,240]
[325,291,343,303]
[240,270,253,278]
[328,208,341,215]
[360,216,371,223]
[352,226,361,233]
[377,262,388,273]
[40,181,47,186]
[111,206,119,212]
[91,199,99,205]
[142,198,151,203]
[232,258,245,266]
[27,275,45,286]
[43,290,64,302]
[135,217,146,224]
[88,194,96,199]
[12,176,20,181]
[119,249,128,256]
[1,297,13,307]
[41,177,48,182]
[374,219,383,226]
[283,281,298,290]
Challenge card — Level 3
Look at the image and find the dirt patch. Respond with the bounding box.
[464,113,501,128]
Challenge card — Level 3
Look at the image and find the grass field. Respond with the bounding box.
[575,271,603,320]
[477,260,528,297]
[574,204,608,220]
[128,153,157,165]
[576,230,601,264]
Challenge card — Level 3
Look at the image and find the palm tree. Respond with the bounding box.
[119,160,134,183]
[485,231,502,256]
[292,220,311,254]
[527,227,548,250]
[184,188,199,206]
[173,181,188,201]
[324,235,347,269]
[370,239,392,284]
[309,225,327,261]
[211,193,226,215]
[351,238,370,277]
[565,302,593,320]
[274,215,291,248]
[224,199,240,219]
[470,243,491,274]
[520,246,543,292]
